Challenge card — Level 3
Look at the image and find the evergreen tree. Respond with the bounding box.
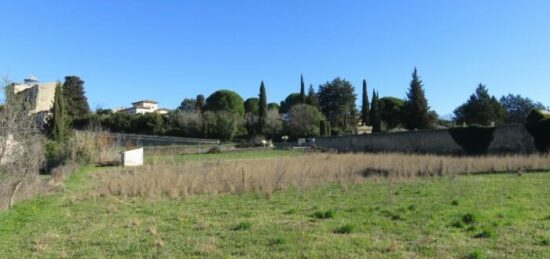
[361,79,370,125]
[62,76,90,120]
[300,74,306,103]
[305,84,319,108]
[402,68,435,130]
[196,94,205,112]
[369,90,381,132]
[454,84,505,126]
[317,78,358,134]
[51,83,70,143]
[258,81,267,133]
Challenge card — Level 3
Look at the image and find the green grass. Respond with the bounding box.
[0,168,549,258]
[146,149,304,163]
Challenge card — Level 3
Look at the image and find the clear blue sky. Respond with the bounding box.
[1,0,549,116]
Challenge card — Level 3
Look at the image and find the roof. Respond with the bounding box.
[132,100,158,104]
[25,75,39,81]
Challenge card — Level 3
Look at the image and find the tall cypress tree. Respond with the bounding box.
[300,74,306,103]
[361,79,370,125]
[62,76,90,120]
[51,83,70,143]
[402,68,434,130]
[369,90,381,133]
[258,81,267,133]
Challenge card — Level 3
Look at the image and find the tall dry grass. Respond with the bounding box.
[89,153,550,199]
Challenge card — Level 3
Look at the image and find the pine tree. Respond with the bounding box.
[402,68,435,130]
[62,76,90,120]
[300,74,306,103]
[361,79,370,125]
[258,81,267,133]
[51,83,70,143]
[369,90,381,132]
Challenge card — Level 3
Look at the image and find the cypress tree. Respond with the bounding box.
[62,76,90,120]
[258,81,267,133]
[52,83,70,143]
[300,74,306,103]
[402,68,434,130]
[370,90,381,133]
[305,84,319,108]
[326,121,331,136]
[361,79,370,125]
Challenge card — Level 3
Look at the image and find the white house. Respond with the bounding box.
[118,100,170,115]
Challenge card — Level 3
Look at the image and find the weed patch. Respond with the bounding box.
[334,224,354,234]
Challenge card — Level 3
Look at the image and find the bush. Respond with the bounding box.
[333,224,354,234]
[449,126,495,155]
[473,229,495,239]
[526,109,550,123]
[525,110,550,153]
[202,111,240,141]
[462,213,476,225]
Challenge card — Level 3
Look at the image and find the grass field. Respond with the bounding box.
[0,152,549,258]
[146,149,305,163]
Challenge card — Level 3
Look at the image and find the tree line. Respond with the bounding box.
[47,69,548,142]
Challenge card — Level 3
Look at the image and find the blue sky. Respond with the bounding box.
[1,0,549,116]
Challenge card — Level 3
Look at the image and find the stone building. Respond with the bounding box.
[11,75,57,114]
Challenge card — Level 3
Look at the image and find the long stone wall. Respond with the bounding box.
[315,124,537,154]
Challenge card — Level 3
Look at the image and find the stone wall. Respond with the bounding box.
[315,124,537,154]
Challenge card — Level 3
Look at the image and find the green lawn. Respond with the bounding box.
[0,166,549,258]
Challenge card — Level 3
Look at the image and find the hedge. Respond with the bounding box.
[449,126,495,155]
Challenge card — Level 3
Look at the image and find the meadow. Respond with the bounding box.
[0,151,549,258]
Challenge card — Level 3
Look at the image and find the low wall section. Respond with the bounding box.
[315,124,537,154]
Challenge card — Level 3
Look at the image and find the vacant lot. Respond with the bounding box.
[0,152,549,258]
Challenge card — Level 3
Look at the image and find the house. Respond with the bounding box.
[118,100,170,115]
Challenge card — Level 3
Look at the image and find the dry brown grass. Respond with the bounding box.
[89,153,550,199]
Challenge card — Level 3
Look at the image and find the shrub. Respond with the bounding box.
[449,126,495,155]
[202,111,239,141]
[231,221,252,231]
[334,224,354,234]
[526,109,550,123]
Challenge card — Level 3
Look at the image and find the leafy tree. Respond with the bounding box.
[300,74,306,103]
[279,93,302,113]
[379,97,405,129]
[361,79,370,126]
[258,81,267,133]
[165,110,203,138]
[204,90,245,116]
[50,83,70,143]
[318,78,358,134]
[202,111,239,141]
[96,108,113,115]
[402,68,436,130]
[62,76,90,120]
[102,112,131,132]
[454,84,505,126]
[130,113,165,135]
[285,104,323,138]
[178,98,197,112]
[499,94,546,124]
[244,98,259,115]
[267,103,280,111]
[305,84,319,109]
[196,94,205,112]
[264,109,283,139]
[369,90,381,132]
